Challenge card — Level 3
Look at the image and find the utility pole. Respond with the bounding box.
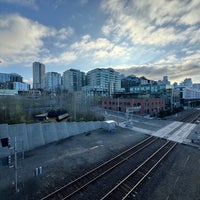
[73,92,76,120]
[171,88,174,111]
[14,137,18,193]
[117,98,119,125]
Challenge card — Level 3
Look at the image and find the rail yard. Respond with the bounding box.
[1,109,200,200]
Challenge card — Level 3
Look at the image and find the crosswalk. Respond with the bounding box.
[152,121,183,138]
[152,121,196,143]
[120,120,196,144]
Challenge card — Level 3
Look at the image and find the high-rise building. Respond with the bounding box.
[0,73,23,83]
[32,62,45,89]
[12,82,29,91]
[86,68,121,96]
[121,75,140,92]
[163,76,170,85]
[10,73,23,82]
[44,72,61,91]
[62,69,85,91]
[182,78,193,88]
[0,72,27,92]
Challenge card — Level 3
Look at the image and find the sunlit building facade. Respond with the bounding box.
[33,62,45,90]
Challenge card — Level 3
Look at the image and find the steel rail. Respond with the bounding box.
[41,136,158,200]
[101,140,177,200]
[179,109,200,123]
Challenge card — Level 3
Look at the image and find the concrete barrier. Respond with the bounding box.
[77,122,88,133]
[55,122,69,140]
[93,121,102,129]
[0,124,9,138]
[66,122,79,136]
[42,123,58,144]
[8,123,29,151]
[27,123,45,150]
[88,122,96,131]
[0,121,102,154]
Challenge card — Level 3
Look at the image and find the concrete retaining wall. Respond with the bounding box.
[27,123,45,150]
[8,123,29,151]
[0,121,102,156]
[55,122,68,140]
[42,123,58,144]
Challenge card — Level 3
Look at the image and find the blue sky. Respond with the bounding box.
[0,0,200,84]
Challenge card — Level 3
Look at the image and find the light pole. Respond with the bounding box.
[117,98,119,125]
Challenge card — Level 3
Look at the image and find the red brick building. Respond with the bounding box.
[102,98,165,116]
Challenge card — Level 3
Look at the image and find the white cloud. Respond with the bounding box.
[57,27,74,40]
[101,0,200,46]
[0,14,75,65]
[155,55,179,65]
[182,51,200,64]
[0,14,53,64]
[116,62,200,84]
[71,35,113,52]
[70,34,130,64]
[41,51,77,64]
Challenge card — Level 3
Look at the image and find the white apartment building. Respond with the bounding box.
[44,72,61,91]
[32,62,45,89]
[193,84,200,90]
[86,68,121,96]
[62,69,84,91]
[12,82,29,91]
[181,78,193,88]
[182,87,200,99]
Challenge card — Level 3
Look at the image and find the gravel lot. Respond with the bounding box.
[0,116,200,200]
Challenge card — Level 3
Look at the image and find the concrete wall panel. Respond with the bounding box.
[93,121,102,130]
[55,122,68,139]
[0,124,9,138]
[66,122,79,137]
[8,123,29,151]
[77,122,88,134]
[42,123,58,144]
[27,123,45,150]
[87,121,96,131]
[0,121,101,155]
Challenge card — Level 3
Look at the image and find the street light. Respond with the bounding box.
[117,98,119,125]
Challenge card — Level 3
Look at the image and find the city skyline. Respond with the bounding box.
[0,0,200,84]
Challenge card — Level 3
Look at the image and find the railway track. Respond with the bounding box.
[101,140,177,200]
[179,109,200,123]
[41,136,158,200]
[40,109,197,200]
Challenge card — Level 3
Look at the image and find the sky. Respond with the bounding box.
[0,0,200,85]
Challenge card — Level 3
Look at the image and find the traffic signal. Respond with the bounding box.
[1,138,8,147]
[0,137,11,148]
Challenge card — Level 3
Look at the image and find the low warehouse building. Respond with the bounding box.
[102,98,165,116]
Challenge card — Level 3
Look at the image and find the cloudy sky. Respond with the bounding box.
[0,0,200,84]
